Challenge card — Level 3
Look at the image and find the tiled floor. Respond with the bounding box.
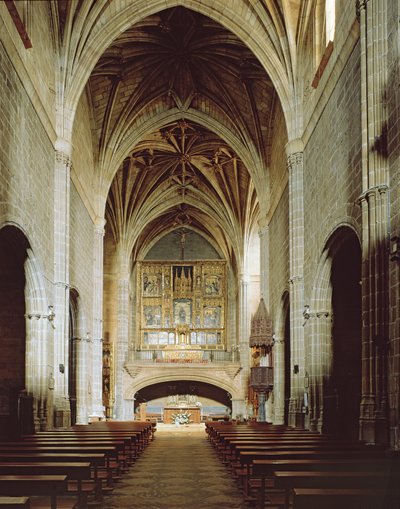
[102,423,249,508]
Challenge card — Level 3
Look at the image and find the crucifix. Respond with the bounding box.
[175,228,192,260]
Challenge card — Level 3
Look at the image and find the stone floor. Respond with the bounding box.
[102,423,249,508]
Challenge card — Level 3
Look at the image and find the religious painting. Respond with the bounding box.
[203,306,221,328]
[158,332,169,345]
[191,331,206,345]
[204,274,222,296]
[173,298,192,325]
[143,332,159,345]
[206,332,218,344]
[143,305,162,327]
[142,273,161,296]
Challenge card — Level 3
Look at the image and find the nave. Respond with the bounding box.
[104,424,247,509]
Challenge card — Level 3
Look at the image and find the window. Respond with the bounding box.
[312,0,336,88]
[325,0,336,45]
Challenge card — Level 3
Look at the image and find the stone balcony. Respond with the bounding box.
[124,348,243,388]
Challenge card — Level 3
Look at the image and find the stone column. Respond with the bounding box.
[114,247,130,419]
[258,220,269,308]
[306,311,332,432]
[257,392,266,422]
[53,140,71,427]
[357,0,389,445]
[235,275,251,415]
[273,335,285,424]
[24,250,50,431]
[231,398,245,420]
[286,138,305,428]
[74,334,89,424]
[91,217,106,419]
[238,274,250,375]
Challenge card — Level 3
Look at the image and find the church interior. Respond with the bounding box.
[0,0,400,507]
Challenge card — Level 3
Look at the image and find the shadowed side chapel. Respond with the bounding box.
[0,1,400,508]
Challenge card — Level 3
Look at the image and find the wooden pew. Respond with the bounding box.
[0,498,30,508]
[274,470,400,509]
[237,448,386,500]
[3,439,130,471]
[251,457,399,509]
[292,487,399,509]
[0,422,155,508]
[0,454,105,503]
[0,475,72,509]
[23,432,142,459]
[223,438,369,465]
[0,464,90,509]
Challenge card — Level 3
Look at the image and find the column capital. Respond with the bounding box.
[55,150,72,168]
[285,138,304,157]
[258,220,269,238]
[94,216,106,236]
[288,275,303,285]
[54,138,72,167]
[356,0,369,20]
[239,274,250,285]
[358,184,389,205]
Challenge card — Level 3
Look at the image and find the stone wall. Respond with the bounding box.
[303,42,362,300]
[0,2,56,141]
[269,187,289,323]
[145,231,221,260]
[69,183,94,327]
[71,91,97,218]
[387,0,400,447]
[0,41,54,295]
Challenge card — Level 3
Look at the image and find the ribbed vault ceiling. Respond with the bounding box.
[92,6,277,266]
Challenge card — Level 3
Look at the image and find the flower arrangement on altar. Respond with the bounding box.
[171,411,192,425]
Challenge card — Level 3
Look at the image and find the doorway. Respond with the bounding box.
[331,233,362,440]
[0,226,28,438]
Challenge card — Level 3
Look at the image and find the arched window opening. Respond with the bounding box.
[312,0,336,88]
[325,0,336,45]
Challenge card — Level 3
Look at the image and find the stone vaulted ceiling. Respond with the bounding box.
[89,6,276,265]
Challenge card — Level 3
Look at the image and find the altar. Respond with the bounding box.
[163,406,201,424]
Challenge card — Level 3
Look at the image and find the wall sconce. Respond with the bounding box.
[303,305,310,320]
[293,364,299,374]
[390,235,400,261]
[304,371,309,388]
[59,363,65,374]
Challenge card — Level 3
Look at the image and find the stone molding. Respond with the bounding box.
[287,151,303,170]
[358,184,389,205]
[55,150,72,168]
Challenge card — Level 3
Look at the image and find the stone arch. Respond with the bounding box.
[137,225,225,262]
[0,224,40,436]
[65,1,293,143]
[308,225,361,435]
[125,372,242,403]
[133,380,232,416]
[273,291,290,425]
[24,248,51,431]
[100,108,267,219]
[69,288,90,425]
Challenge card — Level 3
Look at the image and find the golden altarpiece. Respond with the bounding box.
[137,260,226,358]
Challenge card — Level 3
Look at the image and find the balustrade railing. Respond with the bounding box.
[127,348,240,364]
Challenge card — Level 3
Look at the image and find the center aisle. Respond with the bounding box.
[103,423,248,508]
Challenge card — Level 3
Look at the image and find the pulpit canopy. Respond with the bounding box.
[249,298,273,348]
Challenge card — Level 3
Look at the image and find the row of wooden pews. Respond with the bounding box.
[0,420,155,509]
[206,421,400,509]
